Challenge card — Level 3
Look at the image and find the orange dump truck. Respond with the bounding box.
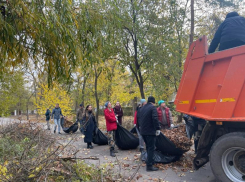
[175,36,245,182]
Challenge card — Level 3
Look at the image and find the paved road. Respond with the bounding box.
[55,130,217,181]
[0,117,217,182]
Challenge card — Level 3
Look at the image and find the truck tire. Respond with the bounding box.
[210,132,245,182]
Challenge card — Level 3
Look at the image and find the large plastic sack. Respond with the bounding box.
[156,132,183,156]
[61,117,65,128]
[141,150,180,164]
[115,124,139,150]
[130,126,137,134]
[61,118,78,134]
[62,123,78,134]
[80,127,84,135]
[93,128,108,145]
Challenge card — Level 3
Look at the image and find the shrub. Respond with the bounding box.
[0,122,119,182]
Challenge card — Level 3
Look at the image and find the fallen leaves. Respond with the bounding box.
[179,173,186,177]
[123,157,129,161]
[136,174,142,180]
[162,125,192,152]
[155,152,194,173]
[123,163,130,168]
[132,165,138,169]
[63,118,74,128]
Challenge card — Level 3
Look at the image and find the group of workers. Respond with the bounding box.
[43,11,245,172]
[103,96,174,172]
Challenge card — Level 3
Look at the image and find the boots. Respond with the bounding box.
[113,148,118,153]
[110,148,116,157]
[146,166,159,172]
[54,126,57,133]
[87,143,94,149]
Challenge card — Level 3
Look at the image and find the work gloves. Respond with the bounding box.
[171,124,174,128]
[134,124,136,127]
[156,130,161,136]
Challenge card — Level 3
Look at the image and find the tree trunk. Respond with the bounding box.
[17,103,19,117]
[26,103,29,120]
[75,77,80,112]
[81,74,88,105]
[94,69,100,126]
[177,0,194,123]
[139,82,145,99]
[190,0,194,46]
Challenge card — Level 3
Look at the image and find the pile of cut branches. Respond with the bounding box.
[0,121,112,181]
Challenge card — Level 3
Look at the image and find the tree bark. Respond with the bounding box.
[177,0,194,123]
[26,103,29,120]
[124,0,146,99]
[139,81,145,99]
[17,103,19,116]
[81,74,88,105]
[75,77,80,112]
[190,0,194,46]
[94,68,101,126]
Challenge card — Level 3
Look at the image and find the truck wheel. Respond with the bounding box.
[210,132,245,182]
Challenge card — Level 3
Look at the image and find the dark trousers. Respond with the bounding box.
[142,135,156,166]
[117,116,122,125]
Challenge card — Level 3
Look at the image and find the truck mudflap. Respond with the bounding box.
[193,122,217,170]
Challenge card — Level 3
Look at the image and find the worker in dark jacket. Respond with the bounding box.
[82,105,97,149]
[51,104,63,134]
[137,96,160,172]
[77,104,84,127]
[208,12,245,53]
[45,108,51,130]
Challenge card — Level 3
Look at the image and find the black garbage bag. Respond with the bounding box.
[141,150,180,164]
[60,117,78,134]
[93,128,108,145]
[130,126,137,134]
[115,124,139,150]
[63,123,78,134]
[80,127,84,135]
[61,117,65,128]
[156,132,183,156]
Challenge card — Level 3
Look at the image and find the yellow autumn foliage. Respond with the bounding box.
[35,83,73,116]
[0,163,12,181]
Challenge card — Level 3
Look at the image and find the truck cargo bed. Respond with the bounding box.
[175,36,245,121]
